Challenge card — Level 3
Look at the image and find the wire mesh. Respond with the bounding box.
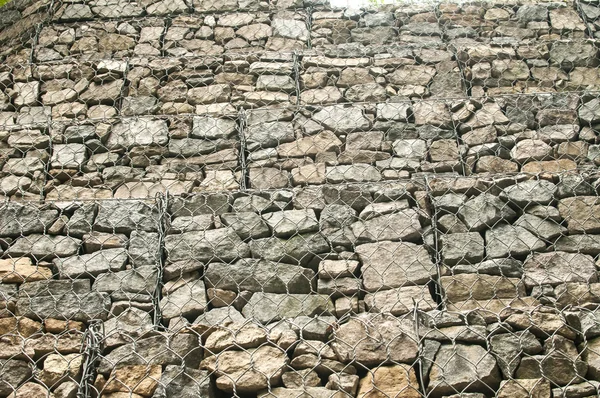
[2,0,600,397]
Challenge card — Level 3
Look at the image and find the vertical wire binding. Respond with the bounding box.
[76,319,104,398]
[424,175,444,308]
[237,108,248,190]
[153,191,169,329]
[293,50,301,106]
[116,59,131,117]
[306,6,313,49]
[29,22,42,64]
[412,300,427,397]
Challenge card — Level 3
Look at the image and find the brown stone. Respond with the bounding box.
[104,365,161,397]
[496,379,551,398]
[44,319,85,334]
[0,317,42,337]
[357,365,420,398]
[0,258,52,283]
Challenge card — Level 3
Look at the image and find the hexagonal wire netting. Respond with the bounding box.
[1,0,600,396]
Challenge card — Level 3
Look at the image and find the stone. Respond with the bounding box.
[220,212,270,240]
[39,353,83,387]
[0,202,58,237]
[201,346,288,393]
[0,360,32,396]
[559,197,600,234]
[332,313,418,366]
[506,311,575,339]
[165,228,249,263]
[97,334,201,374]
[94,265,158,295]
[326,165,381,183]
[313,105,370,133]
[101,308,154,348]
[104,365,161,396]
[485,224,546,258]
[53,248,128,279]
[272,19,309,41]
[153,365,215,398]
[246,121,294,150]
[50,143,88,169]
[249,233,329,267]
[0,258,51,283]
[355,241,436,292]
[428,344,501,396]
[258,387,343,398]
[510,139,553,163]
[523,251,597,288]
[16,280,110,322]
[204,259,315,294]
[356,364,420,398]
[95,200,158,233]
[282,369,321,388]
[237,23,272,41]
[107,118,168,149]
[128,231,160,266]
[160,278,207,320]
[441,232,484,266]
[349,210,421,244]
[514,214,566,240]
[277,131,342,158]
[554,234,600,255]
[496,379,551,398]
[13,82,39,107]
[187,84,231,105]
[205,323,267,354]
[242,293,333,324]
[413,101,452,128]
[10,382,54,398]
[263,210,319,238]
[7,235,81,259]
[457,194,516,231]
[441,274,526,302]
[579,98,600,124]
[364,286,436,315]
[501,180,556,207]
[516,353,586,386]
[489,331,543,378]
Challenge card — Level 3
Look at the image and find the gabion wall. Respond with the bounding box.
[2,0,600,397]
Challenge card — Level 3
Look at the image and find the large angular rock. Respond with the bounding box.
[205,259,315,294]
[364,286,436,315]
[485,224,546,258]
[154,365,216,398]
[129,231,160,266]
[160,278,207,320]
[313,105,370,133]
[0,202,58,237]
[355,241,436,292]
[558,197,600,234]
[457,194,516,231]
[332,313,418,366]
[277,131,342,157]
[514,214,566,240]
[192,116,236,140]
[0,359,32,396]
[428,344,501,396]
[94,265,158,295]
[490,331,543,378]
[201,345,288,393]
[263,210,319,238]
[95,200,158,233]
[220,212,270,240]
[440,232,484,266]
[242,293,333,323]
[102,307,155,348]
[501,180,556,207]
[441,274,526,302]
[97,334,202,374]
[16,280,110,321]
[245,121,295,150]
[248,234,329,267]
[356,364,420,398]
[164,228,250,263]
[523,251,597,288]
[349,210,422,244]
[107,118,169,149]
[53,248,128,278]
[7,235,81,259]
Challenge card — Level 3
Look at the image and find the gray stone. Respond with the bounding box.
[205,259,315,294]
[579,98,600,124]
[332,313,418,366]
[554,234,600,255]
[516,353,587,386]
[94,265,158,295]
[95,200,158,233]
[164,228,250,263]
[549,42,598,69]
[325,165,381,183]
[249,234,329,267]
[246,121,295,151]
[364,285,436,315]
[313,105,370,133]
[272,19,309,41]
[452,258,524,278]
[501,180,557,207]
[489,331,543,378]
[428,344,501,396]
[441,232,484,266]
[160,278,207,320]
[485,224,546,258]
[192,116,237,140]
[97,334,201,374]
[169,215,215,234]
[355,241,436,292]
[0,360,32,396]
[51,143,87,169]
[7,234,81,259]
[53,248,128,279]
[154,365,216,398]
[16,280,110,321]
[514,214,566,240]
[349,210,422,244]
[129,231,160,266]
[0,203,58,237]
[242,293,333,323]
[556,174,595,198]
[457,194,517,231]
[163,260,204,282]
[121,96,159,116]
[320,205,357,231]
[107,118,169,149]
[523,251,598,288]
[559,196,600,234]
[65,203,96,238]
[220,212,270,239]
[102,307,155,348]
[263,210,319,238]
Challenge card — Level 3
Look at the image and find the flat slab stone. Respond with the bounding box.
[164,227,250,263]
[242,293,333,324]
[523,251,598,288]
[7,235,81,259]
[53,248,128,279]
